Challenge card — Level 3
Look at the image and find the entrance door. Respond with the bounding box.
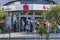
[19,17,34,32]
[12,12,43,32]
[7,11,43,33]
[19,17,26,32]
[26,17,34,32]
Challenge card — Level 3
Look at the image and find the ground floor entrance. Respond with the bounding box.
[6,11,43,32]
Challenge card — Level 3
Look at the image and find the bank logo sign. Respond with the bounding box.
[1,4,51,11]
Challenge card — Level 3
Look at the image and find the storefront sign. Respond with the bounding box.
[2,7,4,10]
[1,6,12,10]
[1,4,51,11]
[43,5,46,9]
[33,4,50,10]
[23,3,29,11]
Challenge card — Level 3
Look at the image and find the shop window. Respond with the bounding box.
[28,12,33,15]
[35,11,42,15]
[35,13,42,15]
[20,12,26,15]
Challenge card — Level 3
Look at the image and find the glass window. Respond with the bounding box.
[20,11,26,15]
[28,12,33,15]
[35,11,42,15]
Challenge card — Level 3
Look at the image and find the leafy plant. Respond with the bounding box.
[38,24,48,40]
[0,7,6,20]
[50,22,58,33]
[0,23,5,30]
[46,5,60,23]
[38,24,47,35]
[0,7,6,32]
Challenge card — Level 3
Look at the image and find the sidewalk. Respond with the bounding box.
[0,32,39,38]
[0,32,60,39]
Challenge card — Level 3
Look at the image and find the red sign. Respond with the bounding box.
[23,3,29,11]
[5,8,11,10]
[0,20,7,23]
[2,7,5,10]
[2,7,12,10]
[43,5,46,9]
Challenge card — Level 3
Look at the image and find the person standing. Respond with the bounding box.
[25,23,30,33]
[30,22,33,32]
[13,21,16,32]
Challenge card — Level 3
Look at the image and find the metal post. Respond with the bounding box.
[33,12,36,32]
[26,12,28,21]
[11,12,13,31]
[9,27,10,40]
[9,12,12,40]
[9,12,13,40]
[19,12,21,32]
[43,11,45,23]
[7,12,11,40]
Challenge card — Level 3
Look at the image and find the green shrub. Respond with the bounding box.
[0,23,5,30]
[50,22,58,33]
[38,24,47,35]
[38,24,49,40]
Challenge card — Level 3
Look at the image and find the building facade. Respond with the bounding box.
[0,0,60,32]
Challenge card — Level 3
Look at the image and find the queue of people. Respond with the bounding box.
[13,18,34,33]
